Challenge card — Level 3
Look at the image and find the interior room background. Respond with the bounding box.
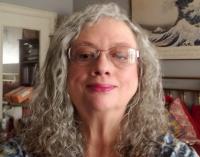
[0,0,200,110]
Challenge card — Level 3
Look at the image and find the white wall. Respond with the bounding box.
[3,26,22,64]
[0,0,73,15]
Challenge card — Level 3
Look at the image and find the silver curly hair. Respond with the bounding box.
[23,2,168,157]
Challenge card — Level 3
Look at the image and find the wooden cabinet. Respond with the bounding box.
[19,39,39,86]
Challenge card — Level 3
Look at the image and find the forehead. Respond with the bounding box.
[72,17,138,48]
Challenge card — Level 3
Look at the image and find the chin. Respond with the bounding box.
[89,100,125,112]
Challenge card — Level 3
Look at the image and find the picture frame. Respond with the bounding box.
[131,0,200,59]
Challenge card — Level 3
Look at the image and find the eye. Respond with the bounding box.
[71,46,98,62]
[111,51,128,62]
[73,51,94,61]
[77,52,91,60]
[116,52,128,60]
[69,46,99,63]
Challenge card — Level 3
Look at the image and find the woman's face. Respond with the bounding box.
[67,17,139,115]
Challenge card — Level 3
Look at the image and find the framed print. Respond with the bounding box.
[131,0,200,59]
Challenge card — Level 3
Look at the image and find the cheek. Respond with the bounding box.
[67,66,87,94]
[68,71,77,89]
[67,67,81,105]
[68,65,85,81]
[122,67,138,94]
[68,68,77,84]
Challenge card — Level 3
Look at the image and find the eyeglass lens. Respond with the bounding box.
[68,46,139,67]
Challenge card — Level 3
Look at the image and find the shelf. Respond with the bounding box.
[21,60,38,64]
[3,73,19,82]
[19,39,39,86]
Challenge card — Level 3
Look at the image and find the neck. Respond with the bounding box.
[82,110,124,140]
[79,110,124,157]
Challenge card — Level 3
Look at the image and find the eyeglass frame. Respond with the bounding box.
[66,45,140,67]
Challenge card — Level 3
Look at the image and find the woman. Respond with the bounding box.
[0,2,198,157]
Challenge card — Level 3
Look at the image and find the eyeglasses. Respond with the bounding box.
[67,45,139,68]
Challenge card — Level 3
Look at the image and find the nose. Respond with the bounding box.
[91,52,112,76]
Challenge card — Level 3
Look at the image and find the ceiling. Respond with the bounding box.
[0,0,73,15]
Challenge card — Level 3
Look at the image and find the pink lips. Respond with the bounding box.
[87,83,116,92]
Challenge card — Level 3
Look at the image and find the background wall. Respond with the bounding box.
[161,60,200,78]
[0,0,73,15]
[161,60,200,90]
[73,0,131,18]
[3,27,22,64]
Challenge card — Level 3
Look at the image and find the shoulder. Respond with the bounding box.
[0,137,29,157]
[160,133,199,157]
